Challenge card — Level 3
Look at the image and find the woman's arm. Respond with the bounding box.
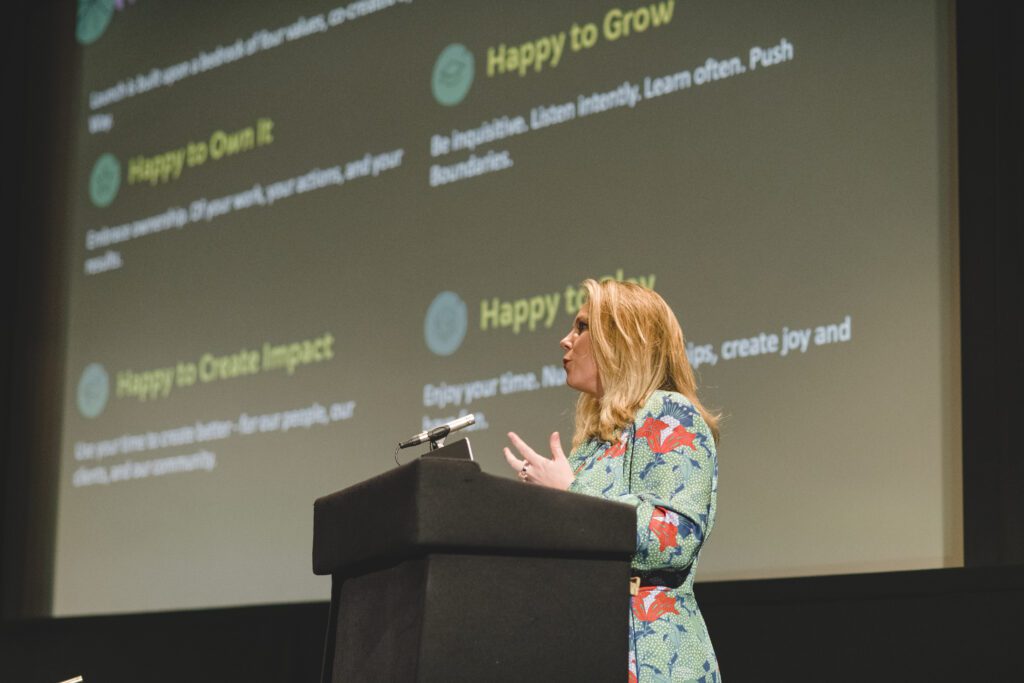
[618,394,717,573]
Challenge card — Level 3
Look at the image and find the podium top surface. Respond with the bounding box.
[312,456,636,575]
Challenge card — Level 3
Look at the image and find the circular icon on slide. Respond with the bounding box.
[89,153,121,208]
[76,0,115,45]
[432,44,475,106]
[77,363,110,419]
[424,291,467,356]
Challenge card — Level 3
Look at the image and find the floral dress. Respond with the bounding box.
[568,390,720,682]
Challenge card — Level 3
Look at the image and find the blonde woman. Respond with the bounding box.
[504,278,720,682]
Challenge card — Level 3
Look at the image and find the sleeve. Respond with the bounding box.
[617,394,717,573]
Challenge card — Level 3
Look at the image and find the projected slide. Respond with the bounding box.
[55,0,958,615]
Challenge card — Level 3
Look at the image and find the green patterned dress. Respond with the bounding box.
[568,390,719,682]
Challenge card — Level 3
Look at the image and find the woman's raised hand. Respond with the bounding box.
[503,431,574,490]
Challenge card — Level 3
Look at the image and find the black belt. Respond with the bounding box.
[630,569,689,594]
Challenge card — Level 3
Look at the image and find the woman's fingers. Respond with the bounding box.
[549,432,565,461]
[503,446,524,471]
[507,432,543,467]
[505,431,573,490]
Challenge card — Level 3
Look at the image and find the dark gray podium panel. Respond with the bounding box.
[328,553,628,682]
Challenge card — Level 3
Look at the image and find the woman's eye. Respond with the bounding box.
[576,321,588,333]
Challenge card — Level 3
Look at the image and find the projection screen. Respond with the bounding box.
[55,0,960,615]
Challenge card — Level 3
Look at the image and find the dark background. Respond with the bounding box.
[3,1,1022,680]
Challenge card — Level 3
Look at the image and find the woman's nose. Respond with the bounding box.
[560,332,572,350]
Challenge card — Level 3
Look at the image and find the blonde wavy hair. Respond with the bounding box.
[572,278,720,448]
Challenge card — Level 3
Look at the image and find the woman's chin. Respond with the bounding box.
[567,380,600,397]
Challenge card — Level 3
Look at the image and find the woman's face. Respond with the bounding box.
[561,305,603,397]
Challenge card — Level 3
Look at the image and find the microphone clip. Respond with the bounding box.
[427,426,451,450]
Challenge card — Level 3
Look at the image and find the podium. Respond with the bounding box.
[312,448,636,682]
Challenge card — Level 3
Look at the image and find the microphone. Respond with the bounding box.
[399,414,475,449]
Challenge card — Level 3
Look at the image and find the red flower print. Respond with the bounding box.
[637,416,668,451]
[638,416,695,454]
[661,424,696,452]
[649,507,680,551]
[598,440,626,460]
[631,586,679,622]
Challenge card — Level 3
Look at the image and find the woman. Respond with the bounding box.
[504,278,720,682]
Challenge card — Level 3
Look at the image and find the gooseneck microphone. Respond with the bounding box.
[398,414,476,449]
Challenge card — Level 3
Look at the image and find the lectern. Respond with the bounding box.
[312,446,636,682]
